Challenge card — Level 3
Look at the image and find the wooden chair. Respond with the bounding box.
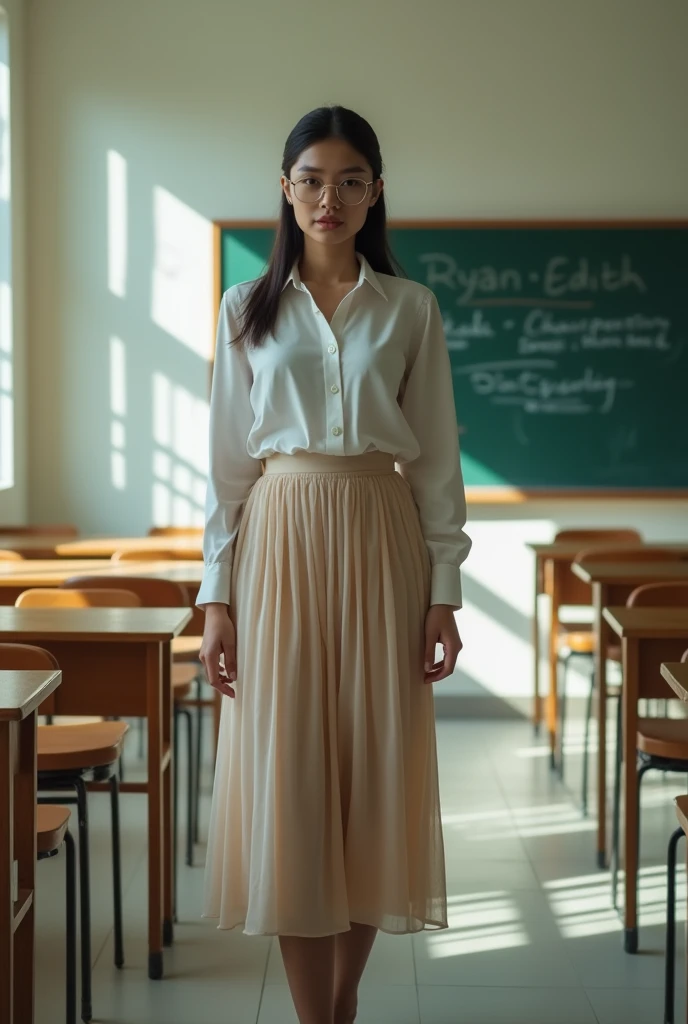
[60,575,199,874]
[37,804,77,1023]
[664,680,688,1024]
[558,548,684,804]
[17,587,141,609]
[553,528,642,543]
[0,642,125,1024]
[609,583,688,946]
[0,524,79,536]
[111,546,203,564]
[0,549,24,560]
[6,597,130,1023]
[148,526,203,537]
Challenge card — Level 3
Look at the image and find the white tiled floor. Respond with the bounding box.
[34,714,686,1023]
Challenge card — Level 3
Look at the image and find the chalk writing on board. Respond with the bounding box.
[454,360,633,415]
[421,253,648,305]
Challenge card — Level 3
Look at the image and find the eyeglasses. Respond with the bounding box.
[287,177,374,206]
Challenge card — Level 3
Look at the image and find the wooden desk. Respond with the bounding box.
[603,607,688,952]
[661,661,688,702]
[56,536,202,559]
[0,536,89,560]
[0,560,204,636]
[572,562,688,867]
[528,542,688,758]
[0,608,191,979]
[0,669,62,1024]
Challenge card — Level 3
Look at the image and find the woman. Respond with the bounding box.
[198,104,471,1024]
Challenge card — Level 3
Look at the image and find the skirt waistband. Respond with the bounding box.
[263,452,396,475]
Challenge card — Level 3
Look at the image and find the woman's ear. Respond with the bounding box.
[370,178,384,207]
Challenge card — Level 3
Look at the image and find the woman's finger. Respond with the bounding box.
[211,671,236,700]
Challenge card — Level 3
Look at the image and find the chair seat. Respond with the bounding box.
[36,804,70,855]
[637,719,688,761]
[38,721,129,772]
[173,663,196,700]
[558,630,595,654]
[172,636,201,662]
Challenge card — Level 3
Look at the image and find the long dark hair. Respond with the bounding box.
[234,105,403,349]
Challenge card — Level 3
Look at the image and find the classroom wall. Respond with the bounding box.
[0,0,27,524]
[24,0,688,705]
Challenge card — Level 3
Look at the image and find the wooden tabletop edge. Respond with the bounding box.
[0,669,62,721]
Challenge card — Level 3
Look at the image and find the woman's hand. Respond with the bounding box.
[423,604,463,684]
[199,603,238,698]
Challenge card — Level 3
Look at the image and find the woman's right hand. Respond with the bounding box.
[199,603,237,698]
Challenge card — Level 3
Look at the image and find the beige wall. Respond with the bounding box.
[0,0,27,524]
[24,0,688,700]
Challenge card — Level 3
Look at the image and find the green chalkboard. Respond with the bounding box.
[215,221,688,495]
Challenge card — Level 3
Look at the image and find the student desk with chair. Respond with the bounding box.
[0,606,191,981]
[0,667,63,1024]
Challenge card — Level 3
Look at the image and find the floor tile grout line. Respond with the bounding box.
[90,841,149,970]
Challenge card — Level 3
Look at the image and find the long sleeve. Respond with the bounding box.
[399,291,472,608]
[196,290,262,608]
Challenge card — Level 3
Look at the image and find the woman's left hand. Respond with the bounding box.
[423,604,463,684]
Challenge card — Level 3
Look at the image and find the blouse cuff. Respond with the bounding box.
[196,561,232,608]
[430,563,463,609]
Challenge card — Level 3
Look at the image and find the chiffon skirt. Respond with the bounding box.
[202,451,448,936]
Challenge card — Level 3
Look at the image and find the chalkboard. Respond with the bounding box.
[214,221,688,496]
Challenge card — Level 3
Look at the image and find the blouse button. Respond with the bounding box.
[330,385,339,394]
[331,426,342,437]
[328,344,337,354]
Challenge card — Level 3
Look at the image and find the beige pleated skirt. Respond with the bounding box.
[203,451,448,936]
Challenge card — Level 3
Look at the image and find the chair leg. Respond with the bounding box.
[64,829,77,1024]
[173,707,180,922]
[665,826,683,1024]
[193,674,203,843]
[581,664,596,817]
[611,695,623,901]
[74,778,92,1024]
[629,761,653,950]
[183,708,195,867]
[137,716,145,759]
[556,651,570,778]
[109,774,125,968]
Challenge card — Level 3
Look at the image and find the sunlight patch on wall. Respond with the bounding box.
[0,281,12,489]
[109,336,126,490]
[151,187,213,358]
[458,600,532,697]
[152,371,208,526]
[107,150,128,298]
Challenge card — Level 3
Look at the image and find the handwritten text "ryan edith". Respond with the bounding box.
[420,254,647,305]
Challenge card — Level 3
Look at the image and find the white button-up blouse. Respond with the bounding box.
[197,252,471,609]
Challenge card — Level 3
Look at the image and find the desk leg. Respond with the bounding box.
[546,564,560,769]
[14,715,37,1024]
[595,587,609,869]
[146,644,164,980]
[533,557,542,733]
[162,642,174,947]
[0,723,13,1024]
[623,638,639,954]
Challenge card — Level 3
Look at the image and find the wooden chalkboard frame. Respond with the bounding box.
[211,219,688,503]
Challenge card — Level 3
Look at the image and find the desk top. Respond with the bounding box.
[0,669,62,721]
[602,607,688,639]
[0,606,192,642]
[57,536,202,558]
[0,559,203,588]
[675,794,688,836]
[529,541,688,561]
[661,662,688,702]
[573,561,688,585]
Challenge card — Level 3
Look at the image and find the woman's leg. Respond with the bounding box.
[333,922,378,1023]
[278,934,336,1024]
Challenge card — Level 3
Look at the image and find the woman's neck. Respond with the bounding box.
[299,241,360,288]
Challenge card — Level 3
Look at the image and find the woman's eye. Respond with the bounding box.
[340,179,357,188]
[303,178,320,186]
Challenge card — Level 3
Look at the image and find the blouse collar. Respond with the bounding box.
[283,251,388,301]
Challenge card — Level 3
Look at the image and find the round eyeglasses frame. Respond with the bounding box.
[286,177,375,206]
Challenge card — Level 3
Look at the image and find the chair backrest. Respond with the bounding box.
[111,548,188,563]
[0,549,24,561]
[554,528,642,543]
[627,582,688,608]
[0,642,60,671]
[0,524,79,537]
[574,547,684,565]
[147,526,203,538]
[15,588,142,609]
[61,574,189,607]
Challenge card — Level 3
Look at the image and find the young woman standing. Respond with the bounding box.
[198,105,471,1024]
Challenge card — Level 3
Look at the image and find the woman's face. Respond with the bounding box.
[281,137,383,249]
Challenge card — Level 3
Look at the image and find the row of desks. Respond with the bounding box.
[0,555,209,1002]
[0,535,203,560]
